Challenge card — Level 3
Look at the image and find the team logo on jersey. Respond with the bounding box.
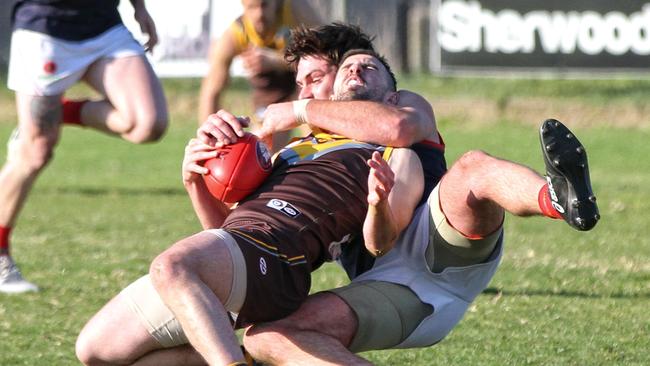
[259,257,268,275]
[266,199,301,218]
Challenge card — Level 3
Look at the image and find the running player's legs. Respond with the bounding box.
[2,28,83,231]
[81,27,168,143]
[0,93,62,230]
[1,29,89,293]
[82,55,167,143]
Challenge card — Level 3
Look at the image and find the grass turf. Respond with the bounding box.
[0,77,649,365]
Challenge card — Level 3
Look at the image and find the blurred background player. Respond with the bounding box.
[197,0,322,151]
[0,0,169,294]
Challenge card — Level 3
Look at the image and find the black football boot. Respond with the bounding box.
[539,119,600,231]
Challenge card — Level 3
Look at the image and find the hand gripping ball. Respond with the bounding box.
[202,133,272,203]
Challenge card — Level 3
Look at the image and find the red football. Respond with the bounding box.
[202,133,272,203]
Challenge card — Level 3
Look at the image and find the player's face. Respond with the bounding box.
[242,0,280,35]
[295,55,337,100]
[332,53,392,101]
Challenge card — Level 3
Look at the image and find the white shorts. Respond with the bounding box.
[333,184,504,351]
[7,25,144,96]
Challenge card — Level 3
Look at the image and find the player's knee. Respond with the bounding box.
[149,251,192,291]
[456,150,492,171]
[75,330,104,366]
[440,150,484,197]
[448,150,493,182]
[75,338,94,366]
[32,136,57,165]
[17,135,57,173]
[126,112,168,144]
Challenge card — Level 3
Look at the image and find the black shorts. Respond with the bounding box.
[226,228,311,328]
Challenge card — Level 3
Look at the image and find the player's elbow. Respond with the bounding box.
[366,241,395,257]
[363,221,399,257]
[388,116,425,147]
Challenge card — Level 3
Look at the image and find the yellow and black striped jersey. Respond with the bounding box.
[230,0,295,53]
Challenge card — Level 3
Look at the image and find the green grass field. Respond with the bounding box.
[1,77,649,365]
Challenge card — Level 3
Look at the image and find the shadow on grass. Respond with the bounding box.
[483,287,650,299]
[41,186,187,196]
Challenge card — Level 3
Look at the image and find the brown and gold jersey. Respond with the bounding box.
[222,132,392,271]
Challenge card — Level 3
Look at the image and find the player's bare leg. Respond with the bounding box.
[76,288,208,366]
[1,93,61,231]
[438,149,544,237]
[0,93,62,293]
[78,55,168,144]
[244,292,371,366]
[76,292,165,365]
[150,231,246,365]
[439,119,599,237]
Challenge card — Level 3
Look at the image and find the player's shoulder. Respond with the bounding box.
[397,89,429,104]
[222,16,247,50]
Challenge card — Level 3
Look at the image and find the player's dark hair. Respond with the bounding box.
[285,22,376,69]
[339,48,397,92]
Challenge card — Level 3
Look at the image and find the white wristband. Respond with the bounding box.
[292,99,310,125]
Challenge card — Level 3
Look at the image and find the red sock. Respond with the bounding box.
[0,226,11,255]
[538,184,563,219]
[62,98,88,126]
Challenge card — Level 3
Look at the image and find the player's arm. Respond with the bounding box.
[198,27,238,124]
[129,0,158,52]
[308,91,436,146]
[363,148,424,256]
[260,90,437,147]
[241,46,292,75]
[241,1,323,77]
[182,139,232,229]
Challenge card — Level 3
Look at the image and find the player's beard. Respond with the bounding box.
[332,87,385,102]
